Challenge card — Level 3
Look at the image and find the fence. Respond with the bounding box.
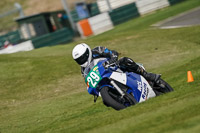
[97,0,136,12]
[168,0,185,5]
[109,3,139,25]
[96,0,185,15]
[31,28,73,48]
[136,0,170,15]
[0,30,21,48]
[88,12,114,35]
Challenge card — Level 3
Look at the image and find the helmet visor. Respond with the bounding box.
[75,48,89,65]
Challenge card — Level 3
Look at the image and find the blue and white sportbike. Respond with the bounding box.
[84,58,173,110]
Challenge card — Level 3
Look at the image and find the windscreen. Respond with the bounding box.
[83,60,95,78]
[83,58,107,78]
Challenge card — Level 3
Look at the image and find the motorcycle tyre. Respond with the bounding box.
[154,79,174,95]
[100,86,136,110]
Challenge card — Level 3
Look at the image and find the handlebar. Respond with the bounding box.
[103,61,119,69]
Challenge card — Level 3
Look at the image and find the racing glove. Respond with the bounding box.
[108,50,118,64]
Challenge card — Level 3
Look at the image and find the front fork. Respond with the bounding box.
[110,80,125,97]
[110,80,137,106]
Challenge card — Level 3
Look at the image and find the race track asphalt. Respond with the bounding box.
[153,7,200,29]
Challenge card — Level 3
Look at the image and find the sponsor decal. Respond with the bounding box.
[137,81,149,100]
[141,83,149,100]
[93,66,98,71]
[137,81,142,92]
[87,82,89,88]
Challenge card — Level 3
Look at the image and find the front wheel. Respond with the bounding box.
[100,86,137,110]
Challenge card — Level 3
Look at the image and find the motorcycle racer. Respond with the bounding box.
[72,43,161,86]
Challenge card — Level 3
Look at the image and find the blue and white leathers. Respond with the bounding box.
[84,58,156,104]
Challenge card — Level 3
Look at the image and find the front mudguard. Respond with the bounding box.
[87,86,99,96]
[87,84,114,96]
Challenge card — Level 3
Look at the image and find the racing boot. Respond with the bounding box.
[118,57,161,83]
[137,67,161,84]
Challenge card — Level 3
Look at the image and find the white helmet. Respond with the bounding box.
[72,43,92,67]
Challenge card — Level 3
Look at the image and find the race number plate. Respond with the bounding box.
[85,65,102,88]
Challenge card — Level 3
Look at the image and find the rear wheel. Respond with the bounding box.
[153,79,174,95]
[100,86,137,110]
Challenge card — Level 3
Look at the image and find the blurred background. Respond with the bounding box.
[0,0,185,52]
[0,0,96,33]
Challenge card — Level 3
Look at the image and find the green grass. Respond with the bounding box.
[1,0,200,133]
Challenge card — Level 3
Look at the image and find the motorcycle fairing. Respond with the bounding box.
[110,72,127,84]
[110,71,156,103]
[126,73,156,102]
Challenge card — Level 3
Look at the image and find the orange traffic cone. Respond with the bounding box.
[187,71,194,82]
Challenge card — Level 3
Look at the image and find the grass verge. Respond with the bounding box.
[0,0,200,132]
